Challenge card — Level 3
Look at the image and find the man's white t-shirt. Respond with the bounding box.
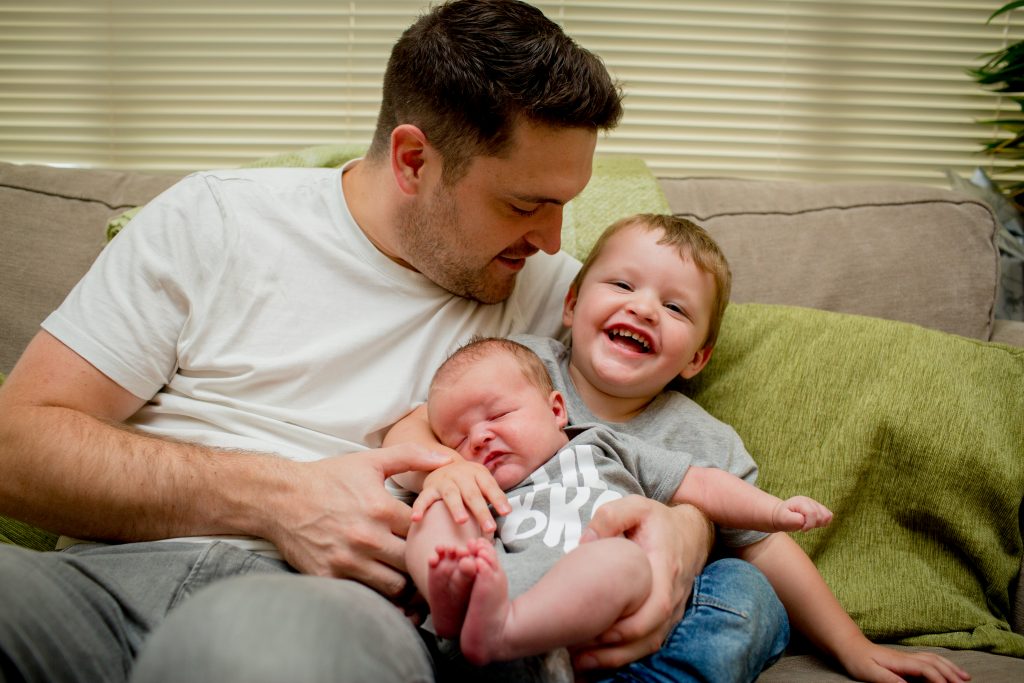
[42,166,579,551]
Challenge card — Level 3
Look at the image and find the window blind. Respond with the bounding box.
[1,0,1021,186]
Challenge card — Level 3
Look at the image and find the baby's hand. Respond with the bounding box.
[412,461,510,534]
[772,495,833,532]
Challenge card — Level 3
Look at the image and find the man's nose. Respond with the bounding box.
[524,207,563,255]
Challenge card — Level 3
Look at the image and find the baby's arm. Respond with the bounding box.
[671,465,832,532]
[740,534,970,683]
[384,405,509,531]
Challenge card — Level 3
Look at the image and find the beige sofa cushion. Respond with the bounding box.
[659,177,1000,340]
[0,162,179,375]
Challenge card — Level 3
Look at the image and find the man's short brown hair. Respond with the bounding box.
[367,0,622,184]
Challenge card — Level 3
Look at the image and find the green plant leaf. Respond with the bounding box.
[989,1,1024,23]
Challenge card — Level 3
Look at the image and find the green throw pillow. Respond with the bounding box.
[684,303,1024,655]
[0,515,58,551]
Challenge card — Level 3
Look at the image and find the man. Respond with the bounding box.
[0,2,720,681]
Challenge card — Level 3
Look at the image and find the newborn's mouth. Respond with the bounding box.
[607,328,652,353]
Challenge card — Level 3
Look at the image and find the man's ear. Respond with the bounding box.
[550,391,569,428]
[561,286,579,328]
[390,124,428,196]
[679,345,714,380]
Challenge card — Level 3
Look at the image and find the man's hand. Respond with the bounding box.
[411,460,510,533]
[570,496,712,672]
[266,444,450,599]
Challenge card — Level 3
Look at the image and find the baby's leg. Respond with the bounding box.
[456,538,514,664]
[427,545,480,639]
[459,536,651,665]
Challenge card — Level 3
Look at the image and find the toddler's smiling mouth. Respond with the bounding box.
[607,327,652,353]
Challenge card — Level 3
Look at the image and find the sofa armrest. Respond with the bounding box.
[992,319,1024,349]
[0,162,180,375]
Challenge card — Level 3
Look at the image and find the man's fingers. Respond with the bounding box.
[571,579,678,670]
[373,444,451,478]
[571,630,665,672]
[581,494,647,542]
[348,558,411,599]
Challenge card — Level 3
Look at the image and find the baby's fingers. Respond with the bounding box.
[476,471,511,516]
[457,473,506,533]
[440,487,471,525]
[411,489,442,522]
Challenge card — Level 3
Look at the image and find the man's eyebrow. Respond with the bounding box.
[509,193,566,206]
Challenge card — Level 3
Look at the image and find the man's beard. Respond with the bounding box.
[398,186,518,304]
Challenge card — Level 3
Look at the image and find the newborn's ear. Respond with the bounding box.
[550,391,569,428]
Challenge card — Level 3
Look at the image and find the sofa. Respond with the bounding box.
[1,158,1023,681]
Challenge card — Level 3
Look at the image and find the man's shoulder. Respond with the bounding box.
[178,166,341,193]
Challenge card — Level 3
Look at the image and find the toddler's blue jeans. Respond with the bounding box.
[595,558,789,683]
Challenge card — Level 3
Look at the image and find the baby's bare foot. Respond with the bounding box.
[427,544,478,639]
[459,538,513,665]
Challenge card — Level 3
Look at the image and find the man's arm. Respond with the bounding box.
[570,495,713,671]
[0,331,449,595]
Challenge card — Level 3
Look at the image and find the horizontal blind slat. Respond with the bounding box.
[1,0,1020,185]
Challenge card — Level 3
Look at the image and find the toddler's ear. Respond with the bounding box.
[679,345,714,380]
[561,286,578,328]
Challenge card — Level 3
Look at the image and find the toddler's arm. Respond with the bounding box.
[384,404,509,531]
[671,465,831,532]
[740,534,970,682]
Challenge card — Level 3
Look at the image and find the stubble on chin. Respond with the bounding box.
[397,194,517,304]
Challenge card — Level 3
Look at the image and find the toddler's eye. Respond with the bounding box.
[611,281,632,291]
[665,302,684,314]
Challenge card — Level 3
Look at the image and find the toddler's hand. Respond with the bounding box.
[772,495,833,532]
[412,461,510,533]
[840,640,970,683]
